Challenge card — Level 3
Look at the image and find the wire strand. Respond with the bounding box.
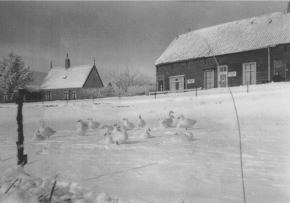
[203,38,247,203]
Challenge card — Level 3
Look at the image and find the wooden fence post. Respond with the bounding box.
[15,89,27,166]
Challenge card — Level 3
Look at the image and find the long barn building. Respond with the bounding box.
[155,10,290,91]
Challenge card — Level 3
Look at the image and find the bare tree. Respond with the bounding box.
[107,64,152,95]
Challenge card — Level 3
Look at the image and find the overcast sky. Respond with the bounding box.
[0,1,288,85]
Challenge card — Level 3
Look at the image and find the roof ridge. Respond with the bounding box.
[178,11,284,38]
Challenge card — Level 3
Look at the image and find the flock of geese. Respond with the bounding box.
[32,111,197,144]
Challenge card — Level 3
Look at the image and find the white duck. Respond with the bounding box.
[103,132,115,144]
[177,115,197,130]
[102,125,114,132]
[31,130,45,141]
[123,118,135,131]
[77,120,86,136]
[171,132,194,142]
[159,118,171,128]
[162,110,174,127]
[140,127,151,139]
[87,118,100,129]
[113,127,128,145]
[38,119,56,139]
[137,115,146,129]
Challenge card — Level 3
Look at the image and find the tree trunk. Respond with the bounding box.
[15,89,27,166]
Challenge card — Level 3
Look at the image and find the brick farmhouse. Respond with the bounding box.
[155,11,290,91]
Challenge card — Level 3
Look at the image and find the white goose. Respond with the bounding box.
[38,119,56,139]
[140,127,151,139]
[77,120,86,136]
[162,110,174,128]
[103,132,115,144]
[31,130,45,141]
[87,118,100,129]
[123,118,135,131]
[113,127,128,145]
[137,115,146,129]
[177,115,197,130]
[159,118,171,129]
[101,125,114,132]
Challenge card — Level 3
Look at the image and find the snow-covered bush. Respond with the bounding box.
[81,86,115,99]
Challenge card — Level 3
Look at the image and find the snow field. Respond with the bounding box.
[0,82,290,202]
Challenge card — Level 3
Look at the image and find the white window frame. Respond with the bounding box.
[243,62,256,85]
[204,69,215,89]
[64,90,69,100]
[217,65,228,87]
[72,90,77,100]
[46,91,51,100]
[169,75,185,91]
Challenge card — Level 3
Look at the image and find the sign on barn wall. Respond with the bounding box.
[187,79,195,84]
[228,71,236,77]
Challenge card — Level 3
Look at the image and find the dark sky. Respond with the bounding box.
[0,1,287,84]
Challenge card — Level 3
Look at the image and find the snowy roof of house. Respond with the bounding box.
[24,71,47,92]
[155,12,290,66]
[40,65,93,90]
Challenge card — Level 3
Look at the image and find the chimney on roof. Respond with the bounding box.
[287,2,290,13]
[65,54,70,69]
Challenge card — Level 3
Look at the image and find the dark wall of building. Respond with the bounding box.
[83,66,104,89]
[24,91,42,102]
[156,44,290,91]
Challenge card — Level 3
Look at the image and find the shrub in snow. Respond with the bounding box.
[81,87,115,99]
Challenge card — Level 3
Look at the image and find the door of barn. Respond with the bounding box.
[274,59,286,81]
[204,70,215,89]
[217,65,228,87]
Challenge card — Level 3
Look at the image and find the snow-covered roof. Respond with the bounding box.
[24,71,47,92]
[40,65,93,90]
[155,12,290,66]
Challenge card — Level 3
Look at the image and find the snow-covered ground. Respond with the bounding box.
[1,82,290,203]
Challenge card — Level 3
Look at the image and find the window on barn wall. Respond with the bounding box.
[243,62,256,85]
[71,90,77,100]
[64,90,69,100]
[274,60,286,79]
[157,75,164,91]
[46,91,51,100]
[169,75,185,91]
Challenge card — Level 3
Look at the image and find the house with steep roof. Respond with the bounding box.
[155,7,290,91]
[40,55,104,101]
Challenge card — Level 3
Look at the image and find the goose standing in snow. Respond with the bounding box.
[123,118,135,131]
[140,127,151,139]
[112,124,121,134]
[103,132,115,144]
[31,130,45,141]
[177,115,197,130]
[87,118,100,129]
[158,118,171,129]
[137,115,146,129]
[101,125,114,133]
[38,119,56,139]
[77,120,86,136]
[113,127,128,145]
[162,110,174,128]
